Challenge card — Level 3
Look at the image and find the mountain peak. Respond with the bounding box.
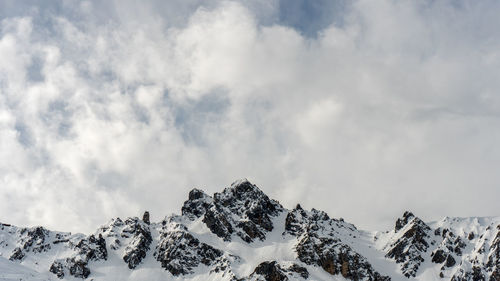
[395,210,416,232]
[385,211,433,277]
[230,178,251,187]
[181,188,213,220]
[224,178,267,199]
[1,181,500,281]
[187,188,210,201]
[181,180,284,243]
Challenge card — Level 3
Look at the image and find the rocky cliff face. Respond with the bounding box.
[379,214,500,281]
[384,211,434,277]
[0,179,499,281]
[181,179,284,243]
[285,205,390,281]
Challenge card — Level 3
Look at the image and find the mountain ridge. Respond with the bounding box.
[1,179,499,281]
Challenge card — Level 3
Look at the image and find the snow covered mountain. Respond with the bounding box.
[1,179,499,281]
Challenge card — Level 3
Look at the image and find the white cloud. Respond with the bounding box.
[0,0,499,233]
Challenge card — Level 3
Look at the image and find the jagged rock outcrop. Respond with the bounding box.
[433,227,467,257]
[285,205,390,281]
[431,249,456,267]
[142,211,150,225]
[49,234,107,279]
[248,261,309,281]
[384,211,433,278]
[9,226,51,260]
[50,258,90,279]
[93,216,152,269]
[486,225,500,281]
[451,266,487,281]
[181,188,214,220]
[49,260,65,278]
[448,223,500,281]
[182,179,284,243]
[121,217,152,269]
[96,217,124,250]
[381,214,500,281]
[154,217,236,278]
[9,247,25,260]
[430,226,467,277]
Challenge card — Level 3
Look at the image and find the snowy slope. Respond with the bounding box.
[0,256,54,281]
[0,179,498,281]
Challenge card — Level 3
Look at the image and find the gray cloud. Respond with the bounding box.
[0,0,499,234]
[278,0,349,37]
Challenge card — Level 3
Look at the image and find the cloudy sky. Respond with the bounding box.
[1,0,499,234]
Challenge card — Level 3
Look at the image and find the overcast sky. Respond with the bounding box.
[1,0,499,234]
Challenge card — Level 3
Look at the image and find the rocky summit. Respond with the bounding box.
[0,179,499,281]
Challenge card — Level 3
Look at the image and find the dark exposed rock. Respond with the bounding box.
[50,258,91,279]
[284,205,308,236]
[284,205,340,237]
[285,206,389,281]
[252,261,288,281]
[288,264,309,279]
[154,219,229,276]
[97,217,124,240]
[9,226,55,261]
[181,179,284,243]
[182,189,212,220]
[247,205,275,232]
[9,247,25,261]
[49,260,65,278]
[297,235,389,280]
[68,258,91,279]
[452,266,486,281]
[249,261,309,281]
[10,226,52,259]
[469,232,475,240]
[53,239,70,244]
[122,218,152,269]
[237,220,264,242]
[454,237,467,256]
[448,225,499,281]
[213,180,283,242]
[385,212,432,277]
[48,233,107,279]
[428,225,475,279]
[77,234,107,261]
[21,227,48,249]
[110,239,121,250]
[203,209,234,241]
[432,249,447,264]
[431,248,457,268]
[395,211,415,232]
[143,211,150,224]
[446,254,456,268]
[486,228,500,281]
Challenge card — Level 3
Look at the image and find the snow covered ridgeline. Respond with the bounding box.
[0,179,498,281]
[378,212,500,281]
